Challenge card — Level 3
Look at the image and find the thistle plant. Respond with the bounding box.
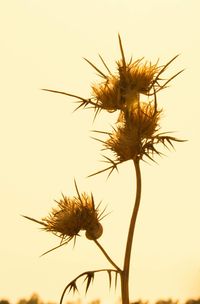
[24,35,185,304]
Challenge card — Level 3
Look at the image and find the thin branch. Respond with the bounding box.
[94,239,122,272]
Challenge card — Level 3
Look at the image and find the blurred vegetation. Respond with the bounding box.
[0,294,200,304]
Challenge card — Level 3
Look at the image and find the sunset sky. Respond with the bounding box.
[1,1,200,304]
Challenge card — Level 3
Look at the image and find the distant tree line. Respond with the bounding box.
[1,294,200,304]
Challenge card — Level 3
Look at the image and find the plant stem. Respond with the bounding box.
[94,239,122,272]
[121,159,142,304]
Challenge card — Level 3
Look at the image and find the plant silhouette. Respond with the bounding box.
[24,35,185,304]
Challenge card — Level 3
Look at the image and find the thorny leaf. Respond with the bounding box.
[60,269,120,304]
[84,271,95,294]
[60,280,79,304]
[87,155,120,179]
[68,281,79,294]
[42,88,98,112]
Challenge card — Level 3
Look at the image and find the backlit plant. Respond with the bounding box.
[24,35,184,304]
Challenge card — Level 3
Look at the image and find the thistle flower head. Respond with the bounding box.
[89,99,185,178]
[91,58,160,113]
[105,101,162,162]
[42,34,183,116]
[43,191,103,241]
[83,35,183,114]
[41,35,185,178]
[23,182,105,255]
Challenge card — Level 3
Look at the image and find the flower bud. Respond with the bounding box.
[85,222,103,240]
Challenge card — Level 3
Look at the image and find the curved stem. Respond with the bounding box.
[94,239,122,272]
[121,159,142,304]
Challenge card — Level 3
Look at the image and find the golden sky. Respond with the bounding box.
[0,1,200,303]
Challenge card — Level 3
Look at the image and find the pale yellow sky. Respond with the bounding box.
[0,1,200,303]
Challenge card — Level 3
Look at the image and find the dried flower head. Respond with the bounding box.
[89,101,185,177]
[91,75,122,112]
[117,58,159,97]
[43,191,103,240]
[90,58,159,113]
[87,36,182,114]
[42,34,183,116]
[41,35,185,177]
[105,101,162,162]
[23,181,105,255]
